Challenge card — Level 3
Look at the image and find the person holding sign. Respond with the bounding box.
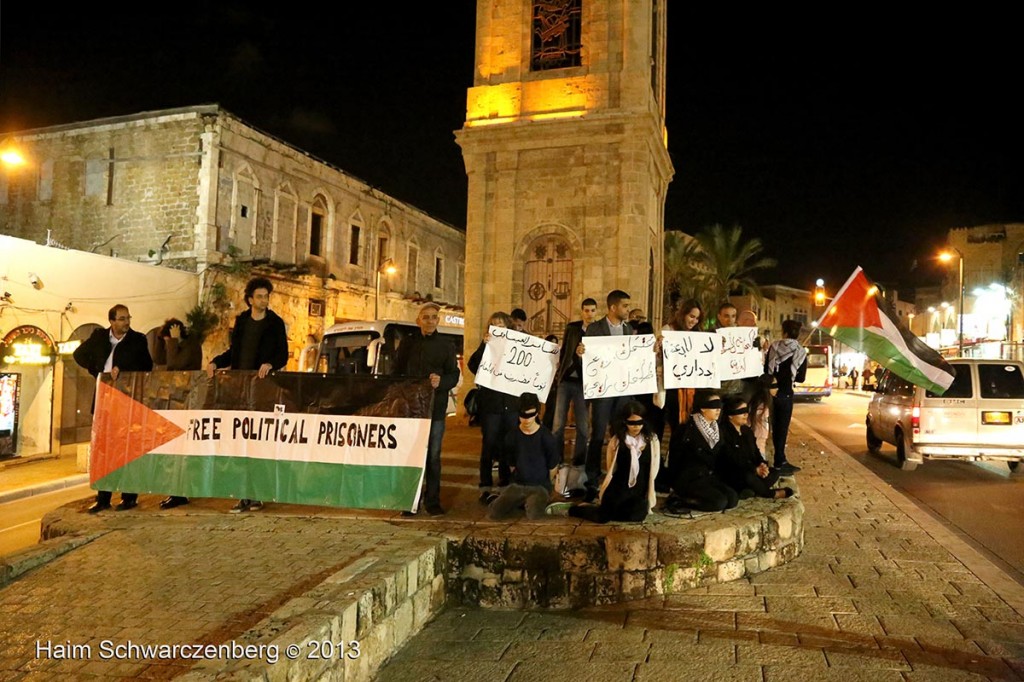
[391,302,461,516]
[486,393,560,520]
[666,391,739,513]
[547,400,660,523]
[577,290,634,490]
[467,311,518,501]
[718,397,794,500]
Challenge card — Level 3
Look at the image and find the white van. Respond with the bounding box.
[865,359,1024,471]
[318,319,464,377]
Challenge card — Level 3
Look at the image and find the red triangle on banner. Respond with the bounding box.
[90,380,186,484]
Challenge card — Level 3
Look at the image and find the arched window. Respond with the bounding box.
[273,183,298,263]
[433,247,445,293]
[309,195,329,258]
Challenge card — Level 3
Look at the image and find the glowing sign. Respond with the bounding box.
[58,340,81,355]
[443,314,465,327]
[1,326,56,366]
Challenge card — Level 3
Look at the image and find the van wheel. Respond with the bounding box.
[895,430,918,471]
[866,423,883,454]
[1009,461,1021,475]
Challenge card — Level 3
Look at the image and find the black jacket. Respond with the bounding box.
[716,423,765,492]
[73,327,153,377]
[391,329,460,420]
[467,341,519,414]
[554,320,586,383]
[212,309,289,371]
[668,417,722,484]
[585,317,633,337]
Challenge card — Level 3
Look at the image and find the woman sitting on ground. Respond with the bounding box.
[548,401,659,523]
[666,391,738,512]
[718,397,794,500]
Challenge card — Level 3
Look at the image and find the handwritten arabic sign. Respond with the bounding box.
[718,327,762,380]
[582,335,658,399]
[662,331,721,389]
[475,326,559,401]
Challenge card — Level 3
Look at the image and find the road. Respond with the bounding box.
[0,485,91,557]
[795,390,1024,586]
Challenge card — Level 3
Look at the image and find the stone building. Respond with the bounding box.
[941,224,1024,357]
[456,0,673,351]
[0,105,466,369]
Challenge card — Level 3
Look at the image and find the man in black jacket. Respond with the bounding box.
[73,304,153,513]
[391,302,460,516]
[207,276,289,512]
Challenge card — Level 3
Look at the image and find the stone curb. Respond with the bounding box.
[0,474,90,505]
[446,492,805,609]
[0,531,106,588]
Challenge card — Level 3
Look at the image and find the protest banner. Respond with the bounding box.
[90,371,434,511]
[582,334,658,399]
[474,326,559,401]
[661,331,721,389]
[718,326,763,380]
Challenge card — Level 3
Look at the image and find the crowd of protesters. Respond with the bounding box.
[79,278,807,522]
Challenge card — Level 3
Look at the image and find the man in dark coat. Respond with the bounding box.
[766,319,808,474]
[391,302,460,516]
[550,297,598,465]
[73,304,153,513]
[207,276,289,512]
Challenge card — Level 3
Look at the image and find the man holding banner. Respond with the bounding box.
[392,302,460,516]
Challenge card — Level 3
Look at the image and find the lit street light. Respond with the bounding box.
[938,248,964,357]
[374,258,397,320]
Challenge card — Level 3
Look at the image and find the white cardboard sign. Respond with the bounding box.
[662,331,721,389]
[582,334,658,399]
[474,326,559,401]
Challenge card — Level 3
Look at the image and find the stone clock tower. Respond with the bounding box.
[456,0,673,353]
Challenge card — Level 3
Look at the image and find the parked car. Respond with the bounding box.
[865,359,1024,471]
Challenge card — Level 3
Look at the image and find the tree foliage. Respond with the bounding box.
[664,224,776,324]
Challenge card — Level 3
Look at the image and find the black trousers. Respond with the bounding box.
[96,490,136,505]
[771,395,795,467]
[569,491,649,523]
[672,475,738,512]
[740,468,782,498]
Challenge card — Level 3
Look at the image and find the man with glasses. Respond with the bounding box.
[74,304,153,513]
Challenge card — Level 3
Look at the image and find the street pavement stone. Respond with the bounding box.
[376,422,1024,681]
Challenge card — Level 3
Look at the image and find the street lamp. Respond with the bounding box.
[938,248,964,357]
[0,139,27,169]
[374,258,397,320]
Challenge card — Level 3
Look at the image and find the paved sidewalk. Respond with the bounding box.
[1,421,1022,680]
[377,421,1024,681]
[0,454,87,505]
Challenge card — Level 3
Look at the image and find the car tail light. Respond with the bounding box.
[911,406,921,435]
[982,411,1012,425]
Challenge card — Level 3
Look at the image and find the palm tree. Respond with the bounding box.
[664,224,776,324]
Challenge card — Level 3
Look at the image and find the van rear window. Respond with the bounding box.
[978,364,1024,399]
[927,364,972,398]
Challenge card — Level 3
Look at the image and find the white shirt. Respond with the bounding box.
[104,330,124,373]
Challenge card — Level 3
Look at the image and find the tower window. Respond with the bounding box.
[531,0,582,71]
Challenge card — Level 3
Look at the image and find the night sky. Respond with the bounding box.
[2,5,1021,295]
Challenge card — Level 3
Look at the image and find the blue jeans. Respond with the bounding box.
[551,380,589,465]
[423,418,446,508]
[479,410,516,488]
[771,395,794,467]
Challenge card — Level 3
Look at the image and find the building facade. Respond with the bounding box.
[456,0,673,351]
[0,106,466,366]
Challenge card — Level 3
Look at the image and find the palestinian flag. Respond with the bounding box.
[818,267,955,395]
[90,371,435,511]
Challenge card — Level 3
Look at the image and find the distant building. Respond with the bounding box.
[0,105,467,369]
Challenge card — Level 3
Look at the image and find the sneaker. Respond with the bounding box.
[229,499,251,513]
[248,501,264,511]
[777,462,801,474]
[545,502,572,516]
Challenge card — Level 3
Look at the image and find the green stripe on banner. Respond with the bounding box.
[94,453,423,510]
[830,326,946,394]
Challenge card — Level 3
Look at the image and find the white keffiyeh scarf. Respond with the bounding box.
[767,338,807,375]
[624,434,646,488]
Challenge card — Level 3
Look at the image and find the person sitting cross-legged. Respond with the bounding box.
[547,400,660,523]
[486,393,561,521]
[717,397,794,500]
[665,391,739,513]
